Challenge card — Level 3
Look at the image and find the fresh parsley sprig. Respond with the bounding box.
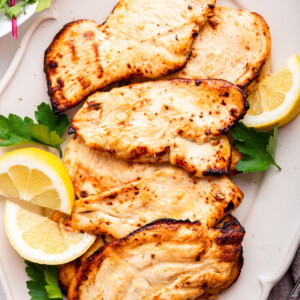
[233,122,281,173]
[0,102,70,157]
[25,260,63,300]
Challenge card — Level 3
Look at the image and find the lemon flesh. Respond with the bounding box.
[0,148,96,264]
[4,201,96,265]
[0,148,75,214]
[244,53,300,129]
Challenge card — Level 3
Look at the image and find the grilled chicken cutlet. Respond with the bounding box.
[68,216,245,300]
[64,136,242,198]
[166,6,271,94]
[71,79,248,177]
[71,170,243,238]
[44,0,215,113]
[65,136,243,239]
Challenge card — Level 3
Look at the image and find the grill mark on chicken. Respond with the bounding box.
[71,79,247,177]
[68,216,245,300]
[89,42,104,79]
[83,31,95,40]
[44,0,215,112]
[67,40,78,61]
[92,42,99,57]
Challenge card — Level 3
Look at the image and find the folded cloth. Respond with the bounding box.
[268,245,300,299]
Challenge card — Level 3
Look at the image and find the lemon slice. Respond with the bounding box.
[4,201,96,264]
[243,53,300,129]
[0,148,74,214]
[0,148,96,264]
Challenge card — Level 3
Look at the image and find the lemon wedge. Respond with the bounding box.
[0,148,74,214]
[243,53,300,129]
[4,202,96,264]
[0,148,96,264]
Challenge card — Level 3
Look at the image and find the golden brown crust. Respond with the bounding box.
[68,216,245,300]
[44,0,215,113]
[44,19,99,113]
[205,249,244,297]
[238,11,272,94]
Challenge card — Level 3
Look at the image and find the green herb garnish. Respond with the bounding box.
[25,260,63,300]
[0,102,70,157]
[233,122,281,172]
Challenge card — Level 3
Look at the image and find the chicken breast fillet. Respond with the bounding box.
[68,216,245,300]
[64,136,242,199]
[44,0,215,113]
[165,6,271,94]
[71,79,248,177]
[71,169,243,238]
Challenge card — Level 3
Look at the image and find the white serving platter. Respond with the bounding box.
[0,0,299,299]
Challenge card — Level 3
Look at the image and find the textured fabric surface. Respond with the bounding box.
[268,246,300,299]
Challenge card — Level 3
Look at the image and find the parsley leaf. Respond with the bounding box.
[27,281,50,300]
[0,103,70,157]
[25,260,62,300]
[44,267,63,299]
[266,124,279,162]
[35,102,70,137]
[0,115,35,146]
[233,123,281,173]
[30,124,65,156]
